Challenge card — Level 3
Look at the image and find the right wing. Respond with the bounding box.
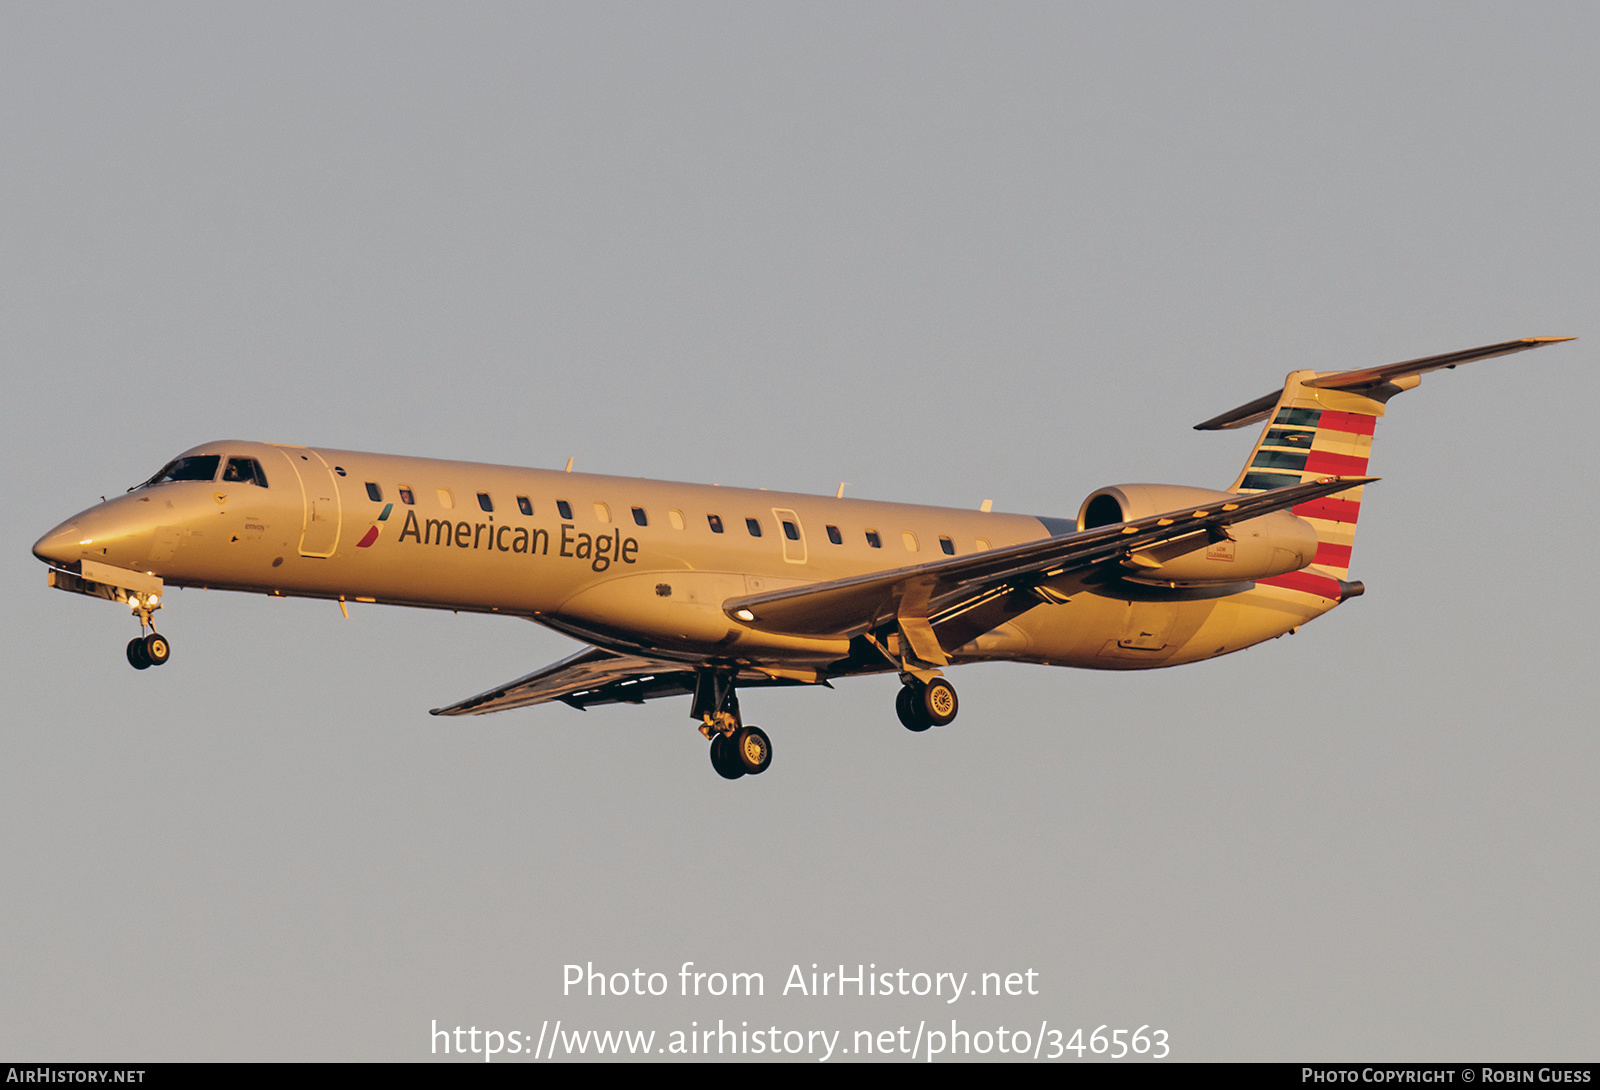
[723,475,1373,640]
[429,645,801,717]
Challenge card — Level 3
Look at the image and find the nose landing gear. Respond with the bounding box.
[125,595,171,670]
[126,632,171,670]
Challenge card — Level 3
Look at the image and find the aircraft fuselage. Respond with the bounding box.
[33,439,1327,678]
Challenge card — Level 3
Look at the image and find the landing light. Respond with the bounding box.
[78,538,93,545]
[735,609,755,621]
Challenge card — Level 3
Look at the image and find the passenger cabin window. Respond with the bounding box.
[668,509,685,530]
[826,525,842,545]
[222,458,268,488]
[902,531,919,552]
[632,506,648,527]
[976,538,990,551]
[517,496,533,516]
[398,486,415,505]
[707,514,724,534]
[746,518,763,538]
[364,481,382,502]
[143,455,221,487]
[594,502,611,523]
[865,529,882,548]
[437,488,454,509]
[939,535,956,555]
[557,500,573,520]
[477,492,493,513]
[782,520,800,541]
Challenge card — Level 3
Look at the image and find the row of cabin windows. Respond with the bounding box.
[140,464,972,556]
[365,480,978,555]
[689,512,965,553]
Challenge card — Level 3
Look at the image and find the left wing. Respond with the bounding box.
[429,645,801,717]
[723,475,1372,640]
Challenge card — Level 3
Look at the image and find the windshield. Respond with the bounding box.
[222,457,268,487]
[134,455,221,489]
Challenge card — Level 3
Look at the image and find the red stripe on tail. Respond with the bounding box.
[1293,497,1361,524]
[1317,410,1378,436]
[1305,450,1370,476]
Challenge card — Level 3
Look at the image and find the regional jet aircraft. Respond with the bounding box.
[33,337,1571,779]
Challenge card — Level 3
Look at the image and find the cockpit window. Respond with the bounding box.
[223,458,269,488]
[139,455,221,488]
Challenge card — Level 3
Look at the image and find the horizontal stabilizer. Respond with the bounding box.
[1195,336,1574,431]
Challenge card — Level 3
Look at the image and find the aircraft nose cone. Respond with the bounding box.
[32,521,81,566]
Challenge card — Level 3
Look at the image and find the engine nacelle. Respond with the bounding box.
[1076,483,1319,586]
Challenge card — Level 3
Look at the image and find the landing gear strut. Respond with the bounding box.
[693,668,773,780]
[861,616,959,734]
[896,676,958,732]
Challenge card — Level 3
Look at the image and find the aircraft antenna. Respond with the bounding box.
[564,457,574,473]
[836,483,848,498]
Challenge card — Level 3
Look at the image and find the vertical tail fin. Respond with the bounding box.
[1195,337,1573,581]
[1223,376,1377,580]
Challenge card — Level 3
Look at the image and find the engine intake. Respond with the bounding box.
[1076,483,1319,586]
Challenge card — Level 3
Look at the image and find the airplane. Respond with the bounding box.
[32,336,1572,780]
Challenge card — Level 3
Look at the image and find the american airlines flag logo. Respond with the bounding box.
[355,503,394,548]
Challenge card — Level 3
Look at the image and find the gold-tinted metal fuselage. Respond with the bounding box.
[34,439,1328,677]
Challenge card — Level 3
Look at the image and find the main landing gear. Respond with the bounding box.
[896,676,958,732]
[708,725,773,780]
[694,669,773,781]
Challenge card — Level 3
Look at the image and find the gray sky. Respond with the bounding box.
[4,2,1596,1061]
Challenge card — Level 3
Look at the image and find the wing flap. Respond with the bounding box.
[724,475,1374,639]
